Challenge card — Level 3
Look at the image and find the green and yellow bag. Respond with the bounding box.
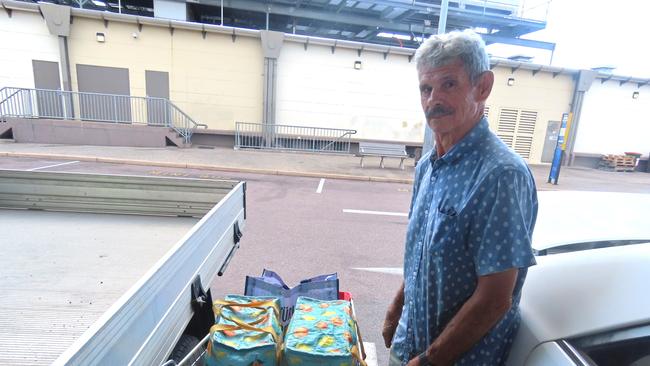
[205,295,282,366]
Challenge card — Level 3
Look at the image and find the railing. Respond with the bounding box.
[464,0,550,21]
[0,87,206,144]
[235,122,357,154]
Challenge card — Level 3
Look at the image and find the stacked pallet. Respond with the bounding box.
[599,154,636,172]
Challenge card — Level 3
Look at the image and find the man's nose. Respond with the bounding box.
[424,89,440,108]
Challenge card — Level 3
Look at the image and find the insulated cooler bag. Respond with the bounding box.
[245,269,339,327]
[283,297,366,366]
[205,295,282,366]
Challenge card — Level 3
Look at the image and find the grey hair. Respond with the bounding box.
[415,29,490,83]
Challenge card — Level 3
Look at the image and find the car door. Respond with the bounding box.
[525,341,582,365]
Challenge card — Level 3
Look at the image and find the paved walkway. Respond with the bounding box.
[1,141,649,193]
[0,142,416,182]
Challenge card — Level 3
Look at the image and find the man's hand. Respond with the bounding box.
[421,268,519,365]
[405,358,420,366]
[405,351,452,366]
[382,307,400,348]
[405,354,426,366]
[383,282,405,348]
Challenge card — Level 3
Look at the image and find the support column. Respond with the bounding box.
[263,57,278,125]
[566,70,596,165]
[260,31,284,126]
[422,0,449,157]
[41,3,74,118]
[40,3,72,91]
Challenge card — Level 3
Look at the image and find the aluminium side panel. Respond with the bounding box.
[54,182,246,366]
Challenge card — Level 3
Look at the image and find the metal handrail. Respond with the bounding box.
[320,130,357,151]
[0,87,23,110]
[0,87,205,144]
[235,122,357,154]
[168,100,208,142]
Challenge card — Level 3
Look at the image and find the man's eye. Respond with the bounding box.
[443,81,456,88]
[420,87,432,95]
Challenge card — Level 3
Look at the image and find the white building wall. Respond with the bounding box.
[575,80,650,157]
[276,42,424,142]
[0,11,60,88]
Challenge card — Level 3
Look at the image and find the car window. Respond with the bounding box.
[567,324,650,366]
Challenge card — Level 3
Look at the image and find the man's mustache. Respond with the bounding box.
[426,105,454,119]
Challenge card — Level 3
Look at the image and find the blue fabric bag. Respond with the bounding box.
[245,270,339,326]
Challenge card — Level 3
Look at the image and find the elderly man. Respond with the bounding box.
[383,30,538,366]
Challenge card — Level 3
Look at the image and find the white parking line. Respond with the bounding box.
[27,160,80,171]
[343,209,408,217]
[353,267,403,275]
[316,178,325,194]
[363,342,378,366]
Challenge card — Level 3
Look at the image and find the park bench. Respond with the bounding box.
[358,142,408,169]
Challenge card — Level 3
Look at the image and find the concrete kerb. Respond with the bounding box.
[2,152,415,184]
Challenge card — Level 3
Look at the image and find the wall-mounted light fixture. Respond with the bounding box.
[354,60,362,70]
[507,77,515,86]
[632,91,640,99]
[96,32,106,43]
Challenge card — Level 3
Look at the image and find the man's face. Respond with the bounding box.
[418,58,484,135]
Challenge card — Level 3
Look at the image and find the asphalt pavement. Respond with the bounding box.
[2,141,650,365]
[2,141,649,192]
[0,155,411,365]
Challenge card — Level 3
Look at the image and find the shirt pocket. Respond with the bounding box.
[428,205,459,254]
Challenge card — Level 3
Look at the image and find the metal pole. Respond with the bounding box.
[118,0,121,14]
[113,95,118,122]
[58,36,74,118]
[438,0,449,34]
[220,0,223,26]
[265,7,269,30]
[550,47,555,65]
[422,0,449,157]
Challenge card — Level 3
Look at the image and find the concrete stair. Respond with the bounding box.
[0,118,15,142]
[165,128,191,148]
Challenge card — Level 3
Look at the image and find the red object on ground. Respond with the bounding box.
[338,291,352,301]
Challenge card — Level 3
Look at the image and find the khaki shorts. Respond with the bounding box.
[388,348,405,366]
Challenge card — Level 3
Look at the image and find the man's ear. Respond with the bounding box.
[476,70,494,102]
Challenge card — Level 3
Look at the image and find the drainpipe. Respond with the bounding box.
[58,37,72,93]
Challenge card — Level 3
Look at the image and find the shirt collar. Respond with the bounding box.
[430,117,489,167]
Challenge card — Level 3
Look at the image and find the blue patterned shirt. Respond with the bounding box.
[391,117,538,365]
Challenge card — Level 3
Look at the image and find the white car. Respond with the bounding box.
[507,191,650,366]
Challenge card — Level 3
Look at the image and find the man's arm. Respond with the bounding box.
[382,281,405,348]
[410,269,518,366]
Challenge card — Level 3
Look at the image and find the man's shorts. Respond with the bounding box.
[388,348,404,366]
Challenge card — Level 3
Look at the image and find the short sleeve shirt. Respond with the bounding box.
[390,117,538,366]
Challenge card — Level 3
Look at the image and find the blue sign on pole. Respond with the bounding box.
[548,113,570,185]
